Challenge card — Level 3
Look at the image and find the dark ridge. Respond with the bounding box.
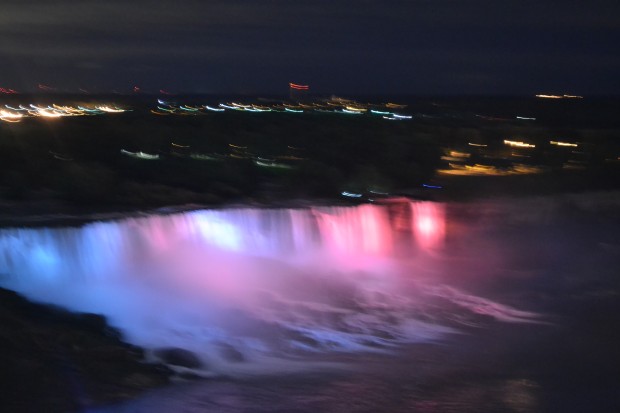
[0,288,171,412]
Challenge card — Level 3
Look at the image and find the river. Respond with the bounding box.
[1,193,618,412]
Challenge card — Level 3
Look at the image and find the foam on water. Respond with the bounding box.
[0,200,535,375]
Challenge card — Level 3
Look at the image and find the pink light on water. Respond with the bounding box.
[313,204,393,257]
[411,201,446,251]
[2,200,538,376]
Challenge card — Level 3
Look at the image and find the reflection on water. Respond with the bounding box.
[88,374,543,413]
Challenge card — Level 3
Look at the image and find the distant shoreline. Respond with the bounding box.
[1,169,618,229]
[2,93,618,227]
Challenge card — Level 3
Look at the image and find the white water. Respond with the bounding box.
[0,200,535,375]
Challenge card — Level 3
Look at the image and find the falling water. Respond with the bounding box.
[0,200,535,375]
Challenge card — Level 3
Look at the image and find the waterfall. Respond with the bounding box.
[0,200,535,375]
[0,201,443,283]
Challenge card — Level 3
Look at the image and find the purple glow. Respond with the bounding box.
[0,200,537,375]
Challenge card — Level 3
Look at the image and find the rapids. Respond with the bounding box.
[0,200,535,375]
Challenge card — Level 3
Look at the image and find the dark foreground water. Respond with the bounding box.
[88,321,619,413]
[88,307,620,413]
[2,193,619,412]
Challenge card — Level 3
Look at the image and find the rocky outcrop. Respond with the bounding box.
[153,347,204,369]
[0,288,171,412]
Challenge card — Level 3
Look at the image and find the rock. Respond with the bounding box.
[153,347,204,368]
[0,287,171,412]
[218,343,246,362]
[121,372,164,388]
[89,345,142,362]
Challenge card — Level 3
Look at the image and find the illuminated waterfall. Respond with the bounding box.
[0,200,535,375]
[0,201,443,282]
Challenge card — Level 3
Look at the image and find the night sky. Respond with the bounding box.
[1,0,618,95]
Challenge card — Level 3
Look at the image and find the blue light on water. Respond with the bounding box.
[0,202,538,375]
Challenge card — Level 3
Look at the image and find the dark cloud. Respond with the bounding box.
[0,0,618,94]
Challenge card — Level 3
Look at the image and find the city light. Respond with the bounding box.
[550,140,578,147]
[536,94,583,99]
[504,139,535,148]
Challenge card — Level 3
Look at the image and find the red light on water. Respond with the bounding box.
[411,202,445,251]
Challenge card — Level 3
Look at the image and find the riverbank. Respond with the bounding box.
[0,288,171,412]
[1,165,619,228]
[431,164,620,202]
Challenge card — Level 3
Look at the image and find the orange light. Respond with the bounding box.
[504,140,535,148]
